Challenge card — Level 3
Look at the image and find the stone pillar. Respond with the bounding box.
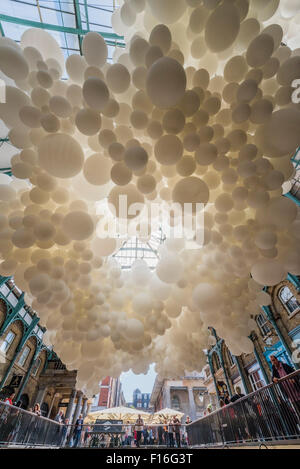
[81,397,88,419]
[219,353,233,398]
[86,401,91,417]
[250,334,270,385]
[187,387,196,421]
[35,386,47,406]
[164,384,171,408]
[233,356,251,394]
[65,389,77,421]
[47,392,59,418]
[208,356,221,405]
[72,392,83,424]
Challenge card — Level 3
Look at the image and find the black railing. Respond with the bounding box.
[0,402,63,447]
[187,370,300,447]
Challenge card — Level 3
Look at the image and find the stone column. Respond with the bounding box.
[233,356,251,394]
[34,386,47,406]
[81,397,88,419]
[72,392,83,424]
[164,384,171,408]
[86,401,91,417]
[187,387,196,421]
[65,389,77,421]
[47,392,59,418]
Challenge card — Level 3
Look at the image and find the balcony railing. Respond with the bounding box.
[187,370,300,447]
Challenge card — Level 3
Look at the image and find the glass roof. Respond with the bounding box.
[0,1,124,169]
[113,230,166,270]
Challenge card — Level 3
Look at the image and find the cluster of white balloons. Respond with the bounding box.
[0,0,300,396]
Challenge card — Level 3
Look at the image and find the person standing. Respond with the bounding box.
[124,421,132,446]
[167,419,174,448]
[4,391,15,406]
[73,414,84,448]
[157,424,163,445]
[61,417,69,447]
[173,416,181,448]
[135,414,144,448]
[33,403,41,416]
[185,416,192,447]
[143,426,149,445]
[54,410,64,423]
[230,386,245,403]
[271,355,300,413]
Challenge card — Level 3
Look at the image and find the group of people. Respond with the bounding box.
[195,356,300,445]
[123,414,190,448]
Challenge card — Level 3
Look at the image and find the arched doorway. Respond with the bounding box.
[18,393,29,410]
[41,402,49,417]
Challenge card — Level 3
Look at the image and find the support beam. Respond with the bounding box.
[0,293,25,336]
[84,0,90,32]
[73,0,83,53]
[287,273,300,292]
[233,356,251,394]
[0,13,124,47]
[284,192,300,207]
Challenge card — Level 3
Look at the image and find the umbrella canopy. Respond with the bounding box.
[85,406,151,423]
[151,408,184,423]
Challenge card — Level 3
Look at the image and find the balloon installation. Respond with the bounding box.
[0,0,300,397]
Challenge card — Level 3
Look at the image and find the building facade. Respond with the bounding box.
[0,275,91,422]
[204,276,300,407]
[150,372,207,421]
[91,376,125,411]
[132,388,151,410]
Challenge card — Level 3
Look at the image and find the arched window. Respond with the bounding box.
[212,352,221,373]
[279,286,300,316]
[171,395,181,410]
[256,314,271,337]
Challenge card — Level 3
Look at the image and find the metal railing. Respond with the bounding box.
[54,423,189,448]
[0,406,189,448]
[187,370,300,447]
[0,402,63,447]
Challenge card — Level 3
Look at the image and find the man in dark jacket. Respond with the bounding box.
[270,355,300,413]
[230,386,245,403]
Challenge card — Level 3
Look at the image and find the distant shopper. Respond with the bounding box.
[271,355,300,412]
[230,386,245,403]
[124,421,132,446]
[135,414,144,448]
[143,426,149,445]
[157,424,163,445]
[54,410,64,423]
[4,392,15,406]
[61,417,69,447]
[167,419,174,448]
[184,416,192,447]
[73,414,84,448]
[173,416,181,448]
[149,427,154,445]
[33,403,41,416]
[83,425,90,447]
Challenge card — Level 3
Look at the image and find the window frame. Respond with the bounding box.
[279,286,300,317]
[17,345,31,367]
[0,330,16,354]
[248,370,265,392]
[32,357,42,377]
[256,313,271,337]
[171,394,181,410]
